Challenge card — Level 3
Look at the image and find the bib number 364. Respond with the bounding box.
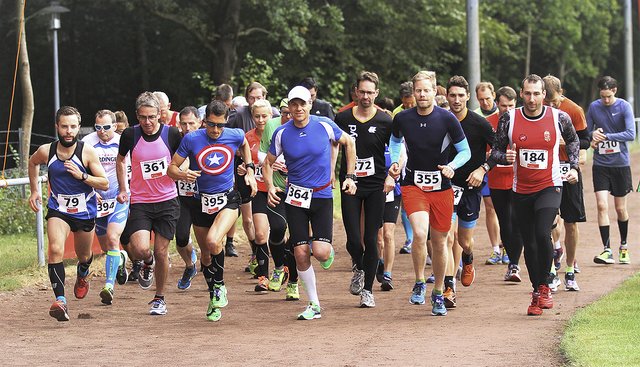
[285,183,312,209]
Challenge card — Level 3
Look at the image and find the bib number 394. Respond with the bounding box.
[97,198,116,218]
[519,149,548,170]
[58,193,87,214]
[414,170,442,192]
[140,158,167,180]
[201,192,228,214]
[285,183,313,209]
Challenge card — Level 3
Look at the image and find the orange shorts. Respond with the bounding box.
[401,185,454,232]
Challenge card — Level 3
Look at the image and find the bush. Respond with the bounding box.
[0,167,45,235]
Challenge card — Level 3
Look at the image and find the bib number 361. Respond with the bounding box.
[285,183,312,209]
[140,158,167,180]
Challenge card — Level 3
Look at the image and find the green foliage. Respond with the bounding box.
[231,52,288,101]
[0,160,42,235]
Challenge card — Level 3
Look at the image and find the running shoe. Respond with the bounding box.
[501,247,510,265]
[225,241,238,257]
[177,265,197,290]
[286,282,300,301]
[593,248,614,264]
[297,301,322,320]
[255,276,269,292]
[538,284,553,309]
[128,260,142,282]
[319,246,335,270]
[527,292,543,316]
[443,286,456,309]
[375,260,384,283]
[565,272,580,291]
[206,300,222,322]
[269,267,288,292]
[485,251,502,265]
[116,250,129,285]
[138,261,155,290]
[211,284,228,308]
[504,264,522,282]
[426,273,435,284]
[619,247,630,264]
[461,254,475,287]
[553,247,565,271]
[359,289,376,308]
[350,269,365,295]
[148,297,167,315]
[399,240,412,254]
[409,282,426,305]
[431,292,448,316]
[74,273,90,299]
[573,260,581,273]
[49,299,69,321]
[99,286,114,305]
[381,274,394,291]
[548,273,561,293]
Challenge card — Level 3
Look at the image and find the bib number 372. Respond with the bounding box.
[285,183,313,209]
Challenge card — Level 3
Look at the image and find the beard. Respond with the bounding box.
[58,136,77,148]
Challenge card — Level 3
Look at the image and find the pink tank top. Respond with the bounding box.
[129,125,177,203]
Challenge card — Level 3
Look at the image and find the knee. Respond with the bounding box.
[596,200,608,213]
[413,228,427,244]
[615,207,627,219]
[383,231,394,245]
[242,216,254,228]
[255,229,269,244]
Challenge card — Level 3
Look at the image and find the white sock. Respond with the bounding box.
[492,245,500,253]
[554,240,561,250]
[298,265,319,306]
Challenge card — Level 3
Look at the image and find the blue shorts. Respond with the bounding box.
[480,176,491,197]
[95,200,129,236]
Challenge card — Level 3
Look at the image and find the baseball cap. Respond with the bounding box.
[287,86,311,103]
[279,98,289,109]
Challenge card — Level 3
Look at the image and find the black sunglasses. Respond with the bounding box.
[205,121,226,129]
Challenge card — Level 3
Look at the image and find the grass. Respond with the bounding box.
[0,233,50,291]
[561,273,640,367]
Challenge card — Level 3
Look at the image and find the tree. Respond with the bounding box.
[17,0,34,172]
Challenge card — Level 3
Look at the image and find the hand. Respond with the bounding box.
[28,192,42,212]
[63,160,83,180]
[96,192,103,204]
[437,164,455,179]
[117,190,129,204]
[592,128,606,143]
[183,169,201,183]
[383,175,396,193]
[342,178,357,195]
[506,143,516,164]
[331,170,336,189]
[388,163,401,180]
[237,163,247,176]
[564,168,579,184]
[272,160,287,173]
[245,171,257,197]
[466,167,485,187]
[267,185,283,207]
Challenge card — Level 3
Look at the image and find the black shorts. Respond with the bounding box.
[560,170,586,223]
[235,159,253,204]
[286,198,333,247]
[175,195,198,247]
[191,190,241,228]
[252,190,270,214]
[383,195,401,223]
[124,197,180,240]
[46,208,95,233]
[455,187,482,223]
[592,165,633,197]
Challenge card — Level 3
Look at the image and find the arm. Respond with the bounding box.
[239,137,257,197]
[559,112,580,171]
[439,138,470,179]
[605,103,636,142]
[337,133,357,194]
[330,141,339,188]
[28,144,49,212]
[263,152,282,206]
[488,112,513,166]
[80,146,109,191]
[168,152,200,182]
[388,134,404,178]
[116,154,128,204]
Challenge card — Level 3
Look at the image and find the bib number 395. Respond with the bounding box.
[201,193,228,214]
[285,183,313,209]
[414,170,442,192]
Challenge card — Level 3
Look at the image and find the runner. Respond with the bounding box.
[265,85,357,320]
[388,71,471,316]
[335,71,392,307]
[489,74,580,316]
[28,106,109,321]
[116,92,182,316]
[81,109,130,304]
[587,76,636,265]
[168,100,257,321]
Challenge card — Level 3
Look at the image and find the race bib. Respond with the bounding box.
[285,183,313,209]
[386,190,394,203]
[559,163,570,182]
[355,157,375,177]
[414,170,442,192]
[201,192,228,214]
[598,140,621,155]
[254,165,264,182]
[97,198,116,218]
[519,149,548,170]
[452,185,464,206]
[126,164,132,181]
[140,158,168,180]
[178,180,198,197]
[58,193,87,214]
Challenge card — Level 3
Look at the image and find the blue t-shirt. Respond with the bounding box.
[586,98,636,167]
[269,115,343,199]
[176,128,244,195]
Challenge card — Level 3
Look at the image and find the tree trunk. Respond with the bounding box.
[524,24,531,77]
[17,0,34,173]
[211,0,241,84]
[137,20,149,90]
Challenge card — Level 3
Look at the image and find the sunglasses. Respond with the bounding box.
[205,121,226,129]
[95,124,113,131]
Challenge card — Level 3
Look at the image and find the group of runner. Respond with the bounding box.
[28,71,635,321]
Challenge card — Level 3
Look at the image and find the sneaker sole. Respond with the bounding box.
[619,260,631,265]
[297,314,321,320]
[431,309,448,316]
[409,299,426,305]
[100,289,113,305]
[286,297,300,301]
[593,257,614,265]
[177,282,192,290]
[207,308,222,321]
[565,287,580,292]
[149,309,167,315]
[381,283,393,291]
[49,306,70,322]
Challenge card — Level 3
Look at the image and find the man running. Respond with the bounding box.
[28,106,109,321]
[265,85,357,320]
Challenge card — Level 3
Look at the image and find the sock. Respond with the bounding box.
[492,245,500,253]
[618,220,628,246]
[444,275,455,290]
[599,225,610,249]
[249,239,257,255]
[77,254,93,277]
[212,251,225,285]
[226,236,234,246]
[285,240,298,283]
[202,262,216,299]
[255,243,269,277]
[298,265,319,305]
[104,250,120,288]
[48,262,66,299]
[268,239,285,268]
[416,279,425,284]
[554,240,561,250]
[383,271,392,278]
[144,254,154,266]
[432,288,443,296]
[462,251,473,264]
[566,266,574,274]
[154,294,165,300]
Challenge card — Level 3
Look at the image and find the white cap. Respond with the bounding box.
[287,86,311,104]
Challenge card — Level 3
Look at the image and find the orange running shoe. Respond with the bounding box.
[49,299,70,321]
[527,292,543,316]
[443,286,457,308]
[461,263,475,287]
[74,274,90,299]
[254,276,269,292]
[538,284,553,309]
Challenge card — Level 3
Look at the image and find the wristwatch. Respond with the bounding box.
[481,163,490,172]
[81,172,88,181]
[245,162,256,171]
[345,173,357,181]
